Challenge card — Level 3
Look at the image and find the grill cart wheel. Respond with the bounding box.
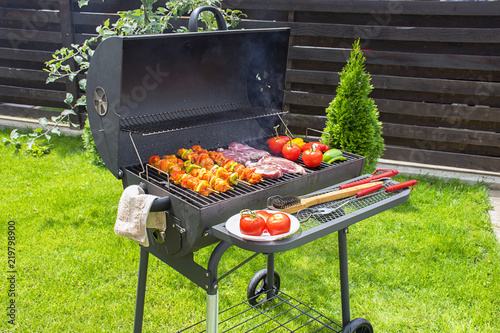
[342,317,373,333]
[247,269,280,306]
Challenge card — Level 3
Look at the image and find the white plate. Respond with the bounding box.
[225,210,300,242]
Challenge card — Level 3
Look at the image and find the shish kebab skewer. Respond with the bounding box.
[148,155,233,196]
[177,146,263,184]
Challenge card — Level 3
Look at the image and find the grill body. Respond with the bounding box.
[87,27,366,257]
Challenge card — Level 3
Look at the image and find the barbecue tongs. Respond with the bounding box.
[297,179,417,222]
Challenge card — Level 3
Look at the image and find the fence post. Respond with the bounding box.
[58,0,84,129]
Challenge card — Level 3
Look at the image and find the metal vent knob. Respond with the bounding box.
[93,86,108,116]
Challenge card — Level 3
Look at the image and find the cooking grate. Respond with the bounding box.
[127,164,306,208]
[120,102,285,136]
[179,290,342,332]
[125,142,361,209]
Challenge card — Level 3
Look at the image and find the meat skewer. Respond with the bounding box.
[148,155,233,196]
[207,150,263,184]
[178,147,263,184]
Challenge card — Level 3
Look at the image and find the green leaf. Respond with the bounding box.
[78,79,87,91]
[46,76,58,84]
[61,109,76,117]
[39,117,48,128]
[78,0,88,8]
[10,129,19,140]
[74,55,84,64]
[51,127,62,136]
[45,133,51,142]
[76,96,87,107]
[64,93,74,106]
[34,127,44,133]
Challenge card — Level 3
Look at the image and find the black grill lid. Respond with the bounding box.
[86,28,291,178]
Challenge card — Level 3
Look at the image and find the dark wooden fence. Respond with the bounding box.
[1,0,499,172]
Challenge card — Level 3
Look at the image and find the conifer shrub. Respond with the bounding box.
[322,40,384,173]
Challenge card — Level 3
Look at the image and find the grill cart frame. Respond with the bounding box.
[133,175,412,332]
[84,7,412,333]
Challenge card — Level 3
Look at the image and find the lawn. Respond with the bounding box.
[1,129,499,332]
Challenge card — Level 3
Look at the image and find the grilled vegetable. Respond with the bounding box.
[268,125,287,154]
[281,140,301,161]
[301,142,329,153]
[290,137,305,147]
[322,149,345,163]
[302,145,323,168]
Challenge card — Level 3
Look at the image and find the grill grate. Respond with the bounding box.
[128,163,307,208]
[179,290,342,332]
[126,144,361,209]
[120,102,285,135]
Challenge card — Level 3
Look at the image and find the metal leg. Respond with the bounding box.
[266,253,275,299]
[206,292,219,333]
[133,247,149,333]
[205,241,232,333]
[338,227,350,328]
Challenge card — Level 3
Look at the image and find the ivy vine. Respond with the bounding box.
[3,0,245,158]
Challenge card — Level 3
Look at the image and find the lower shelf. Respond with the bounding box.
[178,290,342,332]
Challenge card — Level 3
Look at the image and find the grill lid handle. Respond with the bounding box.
[188,6,227,32]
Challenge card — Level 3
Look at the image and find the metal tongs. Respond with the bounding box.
[298,179,417,223]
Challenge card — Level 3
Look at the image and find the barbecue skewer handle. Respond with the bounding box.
[384,180,418,192]
[279,182,384,214]
[354,179,417,198]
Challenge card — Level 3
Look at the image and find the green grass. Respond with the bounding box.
[1,129,499,332]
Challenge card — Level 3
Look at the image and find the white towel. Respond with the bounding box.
[114,185,166,247]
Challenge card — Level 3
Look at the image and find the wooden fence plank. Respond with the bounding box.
[0,84,65,102]
[0,47,53,62]
[383,145,500,172]
[0,0,59,10]
[288,22,500,44]
[382,123,500,148]
[0,67,48,82]
[0,104,62,120]
[0,27,61,44]
[376,99,500,124]
[284,91,334,107]
[1,8,60,24]
[289,46,500,72]
[224,0,500,16]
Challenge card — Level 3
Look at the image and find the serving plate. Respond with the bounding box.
[225,210,300,242]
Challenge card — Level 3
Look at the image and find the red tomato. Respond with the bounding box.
[301,142,329,153]
[266,213,291,236]
[256,210,271,222]
[266,135,290,144]
[302,146,323,168]
[282,141,301,161]
[240,211,266,236]
[148,155,160,166]
[268,137,287,154]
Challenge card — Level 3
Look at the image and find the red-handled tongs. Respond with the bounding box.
[339,169,399,189]
[297,179,417,221]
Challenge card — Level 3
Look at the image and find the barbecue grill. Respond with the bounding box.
[86,7,413,332]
